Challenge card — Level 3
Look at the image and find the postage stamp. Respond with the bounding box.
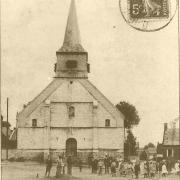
[128,0,169,20]
[119,0,177,31]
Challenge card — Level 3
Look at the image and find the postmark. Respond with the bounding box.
[119,0,177,32]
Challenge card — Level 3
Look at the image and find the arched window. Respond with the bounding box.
[68,106,75,118]
[32,119,37,127]
[105,119,110,127]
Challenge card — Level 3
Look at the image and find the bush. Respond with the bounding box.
[32,153,44,163]
[16,157,25,162]
[8,157,16,162]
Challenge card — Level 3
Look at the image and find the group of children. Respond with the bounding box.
[91,155,180,178]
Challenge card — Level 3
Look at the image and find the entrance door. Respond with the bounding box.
[66,138,77,157]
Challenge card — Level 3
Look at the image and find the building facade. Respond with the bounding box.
[159,119,180,162]
[17,0,124,161]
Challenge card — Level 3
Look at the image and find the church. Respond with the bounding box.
[17,0,124,160]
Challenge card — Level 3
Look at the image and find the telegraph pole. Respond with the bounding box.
[6,97,9,160]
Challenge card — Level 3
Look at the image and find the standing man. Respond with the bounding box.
[67,155,72,175]
[45,155,53,177]
[104,154,110,174]
[134,161,140,179]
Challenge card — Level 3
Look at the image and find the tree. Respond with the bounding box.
[140,150,148,161]
[116,101,140,129]
[124,130,137,159]
[144,142,155,150]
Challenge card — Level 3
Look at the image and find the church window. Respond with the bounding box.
[105,119,110,127]
[66,60,77,68]
[68,106,75,118]
[32,119,37,127]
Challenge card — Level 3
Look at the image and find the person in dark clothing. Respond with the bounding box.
[93,158,98,174]
[104,155,110,174]
[91,158,94,173]
[88,155,93,168]
[45,155,53,177]
[146,161,150,177]
[77,158,82,172]
[134,162,140,179]
[111,159,117,177]
[67,155,72,175]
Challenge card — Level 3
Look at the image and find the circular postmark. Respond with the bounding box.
[119,0,177,32]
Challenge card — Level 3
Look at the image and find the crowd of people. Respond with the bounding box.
[44,154,73,178]
[89,155,180,178]
[44,153,180,179]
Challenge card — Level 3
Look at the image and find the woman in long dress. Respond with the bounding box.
[175,161,180,174]
[162,163,168,177]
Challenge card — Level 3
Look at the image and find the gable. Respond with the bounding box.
[48,79,93,102]
[163,128,180,145]
[17,79,64,120]
[17,78,124,128]
[78,79,124,126]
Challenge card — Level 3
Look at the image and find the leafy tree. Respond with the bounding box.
[144,142,155,150]
[116,101,140,129]
[124,130,137,159]
[140,150,148,161]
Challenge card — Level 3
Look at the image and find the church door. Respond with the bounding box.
[66,138,77,157]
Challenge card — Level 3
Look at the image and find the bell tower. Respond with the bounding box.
[55,0,90,78]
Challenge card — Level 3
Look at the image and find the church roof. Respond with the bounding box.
[18,79,124,126]
[79,79,124,122]
[163,128,180,146]
[18,79,64,119]
[58,0,85,52]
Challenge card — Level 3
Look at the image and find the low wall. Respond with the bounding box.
[1,149,45,162]
[1,149,124,163]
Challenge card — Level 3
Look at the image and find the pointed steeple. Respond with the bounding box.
[59,0,85,52]
[55,0,89,78]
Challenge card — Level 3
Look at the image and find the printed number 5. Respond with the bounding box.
[132,4,139,15]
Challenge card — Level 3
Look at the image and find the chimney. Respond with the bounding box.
[164,123,168,131]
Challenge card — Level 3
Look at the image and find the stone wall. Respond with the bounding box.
[1,149,44,161]
[1,149,123,163]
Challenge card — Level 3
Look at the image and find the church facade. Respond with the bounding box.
[17,0,124,160]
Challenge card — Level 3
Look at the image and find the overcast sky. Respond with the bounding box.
[1,0,179,147]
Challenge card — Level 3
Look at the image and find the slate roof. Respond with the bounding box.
[163,128,180,146]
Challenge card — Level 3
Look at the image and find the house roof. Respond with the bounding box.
[17,78,124,126]
[9,128,17,141]
[1,121,11,127]
[145,147,157,154]
[163,128,180,146]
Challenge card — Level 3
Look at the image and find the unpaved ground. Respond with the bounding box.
[1,162,179,180]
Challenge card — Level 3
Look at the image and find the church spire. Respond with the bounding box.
[59,0,85,52]
[55,0,89,78]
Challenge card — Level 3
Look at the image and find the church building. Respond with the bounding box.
[17,0,124,160]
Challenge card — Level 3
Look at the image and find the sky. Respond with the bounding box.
[1,0,179,147]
